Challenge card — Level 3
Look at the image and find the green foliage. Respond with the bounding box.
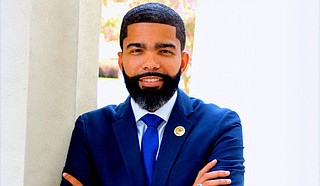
[100,15,122,42]
[100,0,197,55]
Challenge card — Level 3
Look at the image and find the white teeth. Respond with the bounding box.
[143,79,159,82]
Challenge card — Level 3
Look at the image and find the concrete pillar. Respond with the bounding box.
[0,0,101,185]
[0,1,31,185]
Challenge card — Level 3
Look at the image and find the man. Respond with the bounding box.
[61,2,244,186]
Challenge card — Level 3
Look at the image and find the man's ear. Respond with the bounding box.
[180,52,190,73]
[117,52,123,71]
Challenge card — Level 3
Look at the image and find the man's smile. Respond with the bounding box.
[139,76,163,87]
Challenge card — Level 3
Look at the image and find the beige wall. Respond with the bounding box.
[0,0,101,185]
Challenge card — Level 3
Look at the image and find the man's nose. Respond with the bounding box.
[142,54,160,71]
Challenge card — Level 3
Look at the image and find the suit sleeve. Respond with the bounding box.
[61,115,94,186]
[209,110,245,186]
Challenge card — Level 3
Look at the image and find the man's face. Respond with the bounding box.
[118,23,189,111]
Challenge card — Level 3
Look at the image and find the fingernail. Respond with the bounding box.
[62,173,67,177]
[225,171,230,175]
[212,159,217,162]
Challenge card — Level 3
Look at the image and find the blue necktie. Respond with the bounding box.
[141,114,164,186]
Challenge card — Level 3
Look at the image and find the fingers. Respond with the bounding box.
[193,160,231,186]
[63,173,83,186]
[197,170,231,186]
[202,171,231,185]
[198,159,218,176]
[204,178,232,185]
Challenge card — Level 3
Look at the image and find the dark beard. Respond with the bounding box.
[122,69,181,111]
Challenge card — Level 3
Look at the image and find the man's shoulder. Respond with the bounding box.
[84,104,118,116]
[177,89,238,117]
[79,99,131,122]
[187,96,230,112]
[185,96,240,121]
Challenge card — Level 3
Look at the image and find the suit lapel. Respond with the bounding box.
[152,90,194,185]
[112,98,146,186]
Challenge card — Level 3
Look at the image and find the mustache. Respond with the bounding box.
[130,72,171,80]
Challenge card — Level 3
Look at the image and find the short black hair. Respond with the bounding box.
[119,2,186,51]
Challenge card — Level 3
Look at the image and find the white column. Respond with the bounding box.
[191,0,319,185]
[0,0,101,185]
[0,1,31,185]
[76,0,102,117]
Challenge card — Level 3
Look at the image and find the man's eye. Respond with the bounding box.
[131,49,142,54]
[160,50,174,55]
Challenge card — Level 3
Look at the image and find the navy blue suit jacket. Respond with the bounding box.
[61,89,244,185]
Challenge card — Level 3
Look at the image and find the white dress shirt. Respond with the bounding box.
[131,91,177,156]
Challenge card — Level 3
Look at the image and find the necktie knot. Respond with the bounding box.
[141,114,163,128]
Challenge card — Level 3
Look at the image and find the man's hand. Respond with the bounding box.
[193,159,232,186]
[62,173,83,186]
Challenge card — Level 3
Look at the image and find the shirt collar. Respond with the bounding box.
[131,91,177,122]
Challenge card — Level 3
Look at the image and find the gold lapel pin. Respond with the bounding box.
[174,126,185,137]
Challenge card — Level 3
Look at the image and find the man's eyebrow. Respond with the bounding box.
[155,43,177,49]
[126,43,146,49]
